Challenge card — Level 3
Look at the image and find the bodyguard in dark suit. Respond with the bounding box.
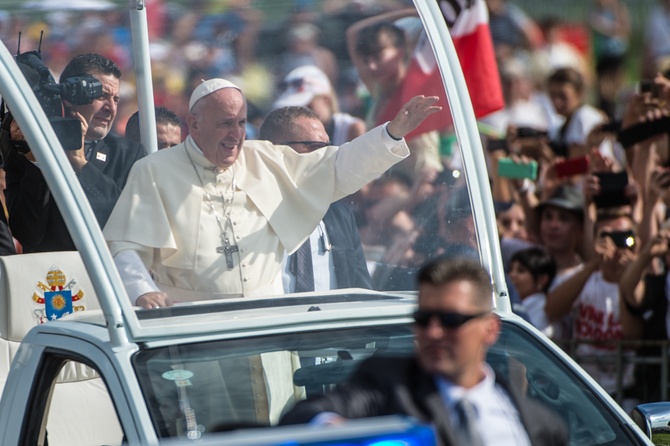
[3,54,146,252]
[258,106,371,292]
[0,211,15,255]
[281,257,568,446]
[317,201,371,289]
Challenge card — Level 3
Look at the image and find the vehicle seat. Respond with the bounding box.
[0,251,123,445]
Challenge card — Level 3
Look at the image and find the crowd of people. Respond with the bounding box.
[483,0,670,409]
[1,0,670,414]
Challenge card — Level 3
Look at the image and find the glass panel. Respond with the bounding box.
[133,325,415,438]
[134,321,629,443]
[492,324,627,446]
[46,360,124,446]
[0,0,479,319]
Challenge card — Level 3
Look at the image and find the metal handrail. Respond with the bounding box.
[554,339,670,403]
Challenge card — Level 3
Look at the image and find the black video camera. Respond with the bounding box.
[15,50,103,119]
[1,48,103,156]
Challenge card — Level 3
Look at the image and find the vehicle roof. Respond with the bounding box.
[64,290,416,342]
[58,289,520,347]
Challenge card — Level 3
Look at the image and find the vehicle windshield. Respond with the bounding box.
[133,319,630,444]
[0,0,493,331]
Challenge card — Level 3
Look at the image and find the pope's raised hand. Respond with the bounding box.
[386,95,442,140]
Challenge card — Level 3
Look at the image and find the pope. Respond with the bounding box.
[103,78,441,309]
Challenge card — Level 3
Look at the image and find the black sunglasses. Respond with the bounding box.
[413,310,489,329]
[280,140,332,150]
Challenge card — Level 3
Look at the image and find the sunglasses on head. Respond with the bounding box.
[278,78,305,91]
[413,310,489,329]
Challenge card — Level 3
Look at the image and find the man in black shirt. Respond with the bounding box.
[3,53,146,252]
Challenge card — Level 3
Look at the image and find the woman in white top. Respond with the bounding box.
[547,67,607,159]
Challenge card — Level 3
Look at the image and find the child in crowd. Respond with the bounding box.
[508,247,556,336]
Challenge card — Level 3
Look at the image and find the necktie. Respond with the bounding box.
[455,398,484,446]
[294,238,314,292]
[84,140,96,160]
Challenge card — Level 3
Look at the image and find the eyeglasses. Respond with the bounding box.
[280,140,332,150]
[413,310,489,329]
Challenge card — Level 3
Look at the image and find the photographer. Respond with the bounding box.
[617,73,670,236]
[3,53,146,252]
[616,76,670,401]
[545,206,637,400]
[619,223,670,403]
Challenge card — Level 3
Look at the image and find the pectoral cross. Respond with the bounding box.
[217,237,238,269]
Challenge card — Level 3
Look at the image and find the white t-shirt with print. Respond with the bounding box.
[573,271,634,393]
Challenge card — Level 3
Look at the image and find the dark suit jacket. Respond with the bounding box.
[0,210,16,255]
[322,202,372,289]
[281,356,567,446]
[4,134,146,252]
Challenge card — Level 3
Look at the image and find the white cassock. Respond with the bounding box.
[103,124,408,304]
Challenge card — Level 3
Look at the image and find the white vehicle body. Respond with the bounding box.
[0,0,654,444]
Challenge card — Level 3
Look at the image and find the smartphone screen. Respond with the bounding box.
[638,79,661,98]
[600,230,635,249]
[497,158,538,180]
[600,121,621,133]
[593,171,629,208]
[555,156,589,178]
[517,127,548,138]
[487,138,508,152]
[639,79,653,94]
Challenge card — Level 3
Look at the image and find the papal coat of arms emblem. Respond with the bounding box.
[31,264,86,324]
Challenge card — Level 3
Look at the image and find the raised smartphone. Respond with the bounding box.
[594,171,629,208]
[517,127,548,138]
[601,230,635,249]
[555,156,589,178]
[497,158,538,180]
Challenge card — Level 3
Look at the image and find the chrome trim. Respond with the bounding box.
[412,0,509,312]
[129,1,157,153]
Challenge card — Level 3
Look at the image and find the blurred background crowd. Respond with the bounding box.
[3,0,670,410]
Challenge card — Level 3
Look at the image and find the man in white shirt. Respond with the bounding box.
[104,79,440,308]
[281,257,568,445]
[545,211,636,395]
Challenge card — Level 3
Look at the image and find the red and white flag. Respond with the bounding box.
[442,0,504,118]
[375,0,503,140]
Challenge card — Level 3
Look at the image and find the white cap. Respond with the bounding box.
[189,78,241,111]
[272,65,332,110]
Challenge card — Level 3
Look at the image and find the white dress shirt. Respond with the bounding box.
[435,365,531,446]
[282,221,337,293]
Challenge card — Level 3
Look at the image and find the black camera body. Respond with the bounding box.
[16,50,103,119]
[601,230,635,250]
[4,49,104,154]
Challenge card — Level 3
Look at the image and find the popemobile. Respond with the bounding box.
[0,0,662,445]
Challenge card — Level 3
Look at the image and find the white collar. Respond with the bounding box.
[435,363,495,408]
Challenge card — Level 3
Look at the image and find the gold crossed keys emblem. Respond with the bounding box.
[32,265,86,324]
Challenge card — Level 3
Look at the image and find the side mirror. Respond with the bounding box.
[632,402,670,441]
